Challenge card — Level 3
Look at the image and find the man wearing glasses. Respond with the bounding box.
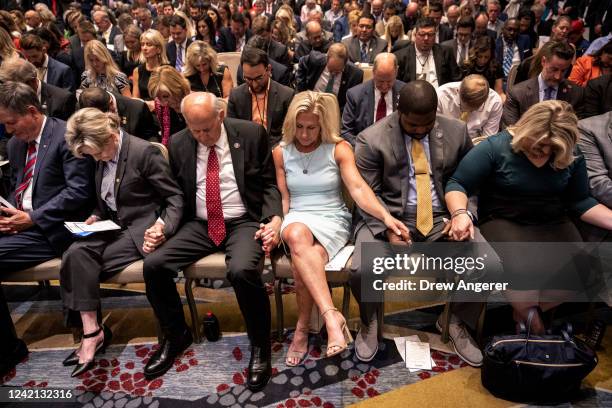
[342,13,387,65]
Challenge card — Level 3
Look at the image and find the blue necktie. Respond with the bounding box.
[360,42,368,63]
[543,86,554,101]
[503,42,513,76]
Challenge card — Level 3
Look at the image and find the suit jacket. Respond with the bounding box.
[354,113,472,237]
[393,43,461,85]
[46,56,75,92]
[227,80,295,147]
[236,57,292,87]
[440,38,473,65]
[70,46,86,91]
[474,28,498,44]
[296,51,364,110]
[168,117,282,223]
[494,35,532,69]
[437,24,454,43]
[267,39,291,67]
[6,117,95,251]
[295,32,334,60]
[92,133,183,255]
[40,82,76,121]
[341,79,406,145]
[342,36,388,64]
[578,112,612,208]
[216,27,253,53]
[583,74,612,119]
[112,93,160,141]
[502,77,584,127]
[166,38,194,68]
[333,16,349,42]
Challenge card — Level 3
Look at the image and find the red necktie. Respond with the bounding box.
[376,93,387,122]
[15,142,37,210]
[206,146,226,245]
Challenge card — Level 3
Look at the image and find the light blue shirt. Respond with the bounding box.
[538,73,558,102]
[585,33,612,56]
[403,133,442,209]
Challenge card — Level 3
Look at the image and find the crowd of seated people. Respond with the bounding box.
[0,0,611,397]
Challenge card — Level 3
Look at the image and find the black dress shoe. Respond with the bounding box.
[0,339,29,377]
[144,328,193,380]
[63,325,112,367]
[71,325,113,378]
[247,345,272,392]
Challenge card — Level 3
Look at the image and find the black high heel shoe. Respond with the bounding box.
[70,325,112,377]
[64,325,112,366]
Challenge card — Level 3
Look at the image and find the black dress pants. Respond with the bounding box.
[143,217,271,346]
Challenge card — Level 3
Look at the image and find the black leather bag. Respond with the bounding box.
[481,310,598,402]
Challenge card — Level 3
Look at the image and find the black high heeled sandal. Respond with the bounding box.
[69,325,112,377]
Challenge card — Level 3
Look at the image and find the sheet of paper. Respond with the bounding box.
[406,340,432,371]
[64,220,120,234]
[394,336,436,372]
[0,195,15,209]
[325,245,354,271]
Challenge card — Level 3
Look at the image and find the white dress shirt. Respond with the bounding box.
[373,87,393,118]
[22,116,47,212]
[314,67,341,95]
[174,37,188,63]
[195,125,246,220]
[436,81,503,140]
[38,54,49,83]
[415,47,438,88]
[456,41,470,65]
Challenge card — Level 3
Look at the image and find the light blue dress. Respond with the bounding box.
[280,142,352,259]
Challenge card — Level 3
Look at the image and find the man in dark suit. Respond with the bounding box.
[295,20,334,60]
[441,16,475,67]
[474,11,498,43]
[427,1,453,43]
[393,17,461,86]
[495,18,533,80]
[341,53,406,145]
[142,92,283,391]
[166,14,193,72]
[78,88,160,141]
[236,50,293,87]
[296,44,364,111]
[341,13,387,64]
[582,75,612,118]
[0,82,94,377]
[60,108,183,376]
[20,32,75,92]
[251,15,291,67]
[351,80,500,366]
[93,10,123,52]
[228,48,295,147]
[70,21,97,88]
[216,12,253,53]
[0,57,76,122]
[502,41,583,126]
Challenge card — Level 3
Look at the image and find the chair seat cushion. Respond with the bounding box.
[183,252,228,279]
[2,258,61,282]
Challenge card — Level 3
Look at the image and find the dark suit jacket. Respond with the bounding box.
[166,38,194,68]
[354,113,472,237]
[6,117,94,251]
[583,75,612,119]
[342,36,388,64]
[168,117,282,223]
[296,51,364,110]
[295,32,334,60]
[236,58,292,87]
[112,93,160,141]
[46,56,75,92]
[333,16,349,42]
[502,77,584,126]
[437,24,454,43]
[393,43,461,85]
[494,35,532,68]
[440,38,473,64]
[92,133,183,255]
[227,80,295,147]
[267,39,291,67]
[216,27,253,53]
[341,79,406,145]
[40,82,76,121]
[474,28,498,44]
[70,46,86,90]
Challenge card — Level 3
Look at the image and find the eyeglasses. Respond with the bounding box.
[244,73,267,82]
[416,32,435,38]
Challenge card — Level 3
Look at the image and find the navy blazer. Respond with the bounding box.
[46,56,75,92]
[166,38,194,69]
[341,79,406,145]
[216,27,253,53]
[6,117,95,252]
[494,34,533,68]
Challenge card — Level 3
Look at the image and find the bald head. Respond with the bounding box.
[181,92,225,146]
[406,2,419,16]
[373,53,398,94]
[460,74,489,110]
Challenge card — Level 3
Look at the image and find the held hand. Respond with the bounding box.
[386,226,411,245]
[0,206,34,233]
[85,215,98,225]
[143,222,166,253]
[254,216,282,254]
[383,214,410,242]
[444,214,474,241]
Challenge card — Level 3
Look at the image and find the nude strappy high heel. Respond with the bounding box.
[321,307,353,358]
[285,324,310,367]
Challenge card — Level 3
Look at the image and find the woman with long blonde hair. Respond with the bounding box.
[381,15,409,52]
[81,40,132,97]
[132,29,169,100]
[0,27,18,64]
[266,91,407,366]
[118,25,142,77]
[183,41,233,98]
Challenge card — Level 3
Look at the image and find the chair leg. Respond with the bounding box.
[184,278,202,343]
[476,303,487,346]
[71,328,81,344]
[441,302,452,344]
[377,304,384,340]
[274,278,284,341]
[341,283,350,320]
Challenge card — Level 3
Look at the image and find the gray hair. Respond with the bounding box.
[0,57,37,84]
[373,52,398,71]
[180,92,223,116]
[65,108,121,158]
[0,81,42,114]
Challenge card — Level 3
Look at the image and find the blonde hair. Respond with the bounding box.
[123,24,142,61]
[183,40,219,76]
[459,74,489,109]
[0,28,18,61]
[508,100,578,170]
[65,108,121,158]
[282,91,343,145]
[84,40,123,87]
[275,5,297,34]
[148,65,191,100]
[271,19,291,44]
[140,29,169,64]
[348,9,361,25]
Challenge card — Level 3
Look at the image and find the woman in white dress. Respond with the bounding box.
[261,91,409,366]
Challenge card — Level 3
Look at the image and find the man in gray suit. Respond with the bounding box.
[341,53,406,145]
[342,13,387,64]
[351,80,500,367]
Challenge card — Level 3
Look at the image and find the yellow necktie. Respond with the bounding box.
[460,111,469,122]
[412,139,434,236]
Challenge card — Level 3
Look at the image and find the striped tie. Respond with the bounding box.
[15,141,37,210]
[503,42,513,76]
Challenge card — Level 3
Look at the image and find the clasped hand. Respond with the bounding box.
[384,214,411,245]
[254,215,282,256]
[143,222,166,253]
[0,206,34,234]
[443,213,474,241]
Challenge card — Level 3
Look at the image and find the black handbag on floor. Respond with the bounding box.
[481,309,598,403]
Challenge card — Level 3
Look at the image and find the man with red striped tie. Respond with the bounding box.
[0,81,94,377]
